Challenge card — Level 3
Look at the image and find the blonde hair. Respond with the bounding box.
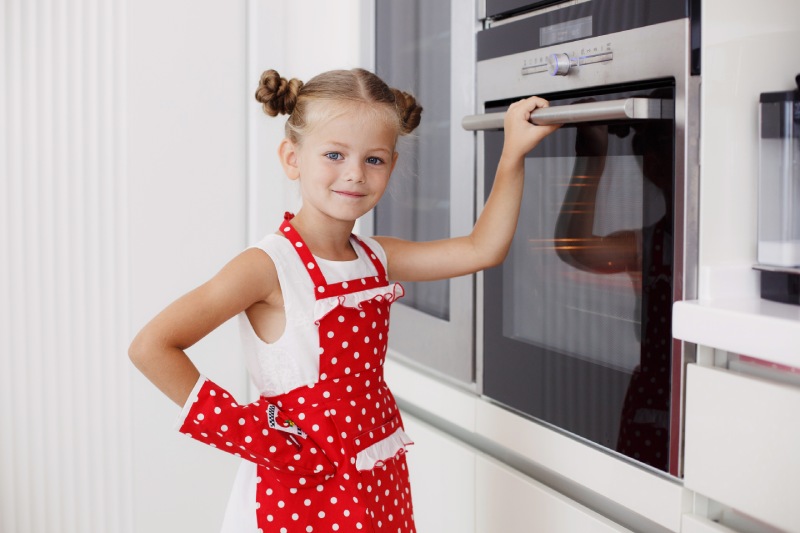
[254,68,422,143]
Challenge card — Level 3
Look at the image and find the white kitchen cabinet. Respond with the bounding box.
[402,407,637,533]
[402,412,477,533]
[681,515,740,533]
[475,455,634,533]
[673,297,800,367]
[683,364,800,533]
[673,0,800,529]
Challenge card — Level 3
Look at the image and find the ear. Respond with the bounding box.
[389,150,399,174]
[278,138,301,181]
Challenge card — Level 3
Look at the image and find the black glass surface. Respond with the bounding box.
[478,0,688,61]
[374,0,451,320]
[482,84,676,473]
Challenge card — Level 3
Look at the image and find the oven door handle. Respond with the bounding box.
[461,98,672,131]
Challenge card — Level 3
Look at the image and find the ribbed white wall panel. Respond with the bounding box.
[1,1,132,532]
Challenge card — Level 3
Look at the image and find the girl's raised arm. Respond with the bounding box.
[376,95,561,282]
[128,248,277,406]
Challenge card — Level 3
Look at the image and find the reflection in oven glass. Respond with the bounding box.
[508,154,648,372]
[500,118,674,471]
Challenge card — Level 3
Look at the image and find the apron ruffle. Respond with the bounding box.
[313,282,405,324]
[355,427,414,471]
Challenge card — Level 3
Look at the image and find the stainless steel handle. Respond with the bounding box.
[461,98,672,131]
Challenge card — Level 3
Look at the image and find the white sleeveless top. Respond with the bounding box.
[237,232,397,397]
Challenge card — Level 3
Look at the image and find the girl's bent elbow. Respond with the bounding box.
[490,247,512,268]
[488,257,505,269]
[127,338,143,366]
[479,251,508,271]
[128,331,152,369]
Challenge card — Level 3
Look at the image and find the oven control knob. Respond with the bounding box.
[547,53,571,76]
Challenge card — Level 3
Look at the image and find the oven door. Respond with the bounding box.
[366,0,477,386]
[479,83,680,475]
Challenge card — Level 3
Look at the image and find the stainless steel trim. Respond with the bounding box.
[462,98,671,130]
[521,63,548,76]
[579,51,614,66]
[476,20,686,103]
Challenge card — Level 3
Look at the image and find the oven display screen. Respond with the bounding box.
[540,15,593,46]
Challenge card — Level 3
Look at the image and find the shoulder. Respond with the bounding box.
[178,244,281,320]
[213,246,279,297]
[248,232,308,277]
[249,233,292,256]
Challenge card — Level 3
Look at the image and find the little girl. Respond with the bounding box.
[129,67,559,533]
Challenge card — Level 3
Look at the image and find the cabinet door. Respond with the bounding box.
[681,515,740,533]
[475,455,633,533]
[684,364,800,533]
[402,413,476,533]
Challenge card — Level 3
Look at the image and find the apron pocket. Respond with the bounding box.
[353,414,414,472]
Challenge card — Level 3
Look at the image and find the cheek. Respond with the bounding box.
[373,171,392,193]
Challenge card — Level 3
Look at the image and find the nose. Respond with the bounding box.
[344,161,366,183]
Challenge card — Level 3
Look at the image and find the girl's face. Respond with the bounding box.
[279,103,399,225]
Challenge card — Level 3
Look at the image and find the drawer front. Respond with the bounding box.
[402,414,476,533]
[681,515,739,533]
[475,455,633,533]
[684,364,800,533]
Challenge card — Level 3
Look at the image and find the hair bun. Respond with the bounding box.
[255,69,304,117]
[391,89,423,134]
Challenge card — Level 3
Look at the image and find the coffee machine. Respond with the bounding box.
[756,74,800,305]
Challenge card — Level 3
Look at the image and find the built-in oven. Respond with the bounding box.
[368,0,478,385]
[467,0,700,477]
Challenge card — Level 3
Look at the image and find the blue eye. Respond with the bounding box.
[325,152,343,161]
[366,156,384,165]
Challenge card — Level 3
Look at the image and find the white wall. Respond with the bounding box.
[2,2,133,532]
[126,2,248,532]
[699,0,800,297]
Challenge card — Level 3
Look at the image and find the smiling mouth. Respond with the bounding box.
[333,190,366,198]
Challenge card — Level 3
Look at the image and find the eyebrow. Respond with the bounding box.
[324,141,393,154]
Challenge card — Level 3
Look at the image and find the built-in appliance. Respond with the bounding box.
[369,0,477,384]
[755,74,800,306]
[466,0,700,477]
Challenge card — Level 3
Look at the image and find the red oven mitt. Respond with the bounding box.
[177,376,335,484]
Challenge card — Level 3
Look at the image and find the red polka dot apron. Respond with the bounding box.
[179,214,416,533]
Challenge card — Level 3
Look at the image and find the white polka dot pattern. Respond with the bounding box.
[184,214,416,532]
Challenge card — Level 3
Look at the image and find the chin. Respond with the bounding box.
[322,209,368,224]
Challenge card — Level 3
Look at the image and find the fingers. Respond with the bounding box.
[508,95,550,119]
[511,95,550,108]
[505,95,554,128]
[501,95,559,159]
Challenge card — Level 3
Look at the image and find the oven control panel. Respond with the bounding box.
[521,44,614,77]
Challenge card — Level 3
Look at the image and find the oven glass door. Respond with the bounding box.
[482,84,676,473]
[371,0,477,384]
[375,0,451,320]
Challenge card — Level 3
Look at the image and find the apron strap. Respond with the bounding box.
[351,234,387,280]
[279,213,329,288]
[280,213,389,300]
